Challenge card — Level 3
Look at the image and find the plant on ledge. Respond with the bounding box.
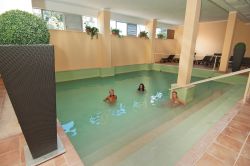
[157,33,165,39]
[111,28,122,38]
[85,25,99,39]
[139,31,149,39]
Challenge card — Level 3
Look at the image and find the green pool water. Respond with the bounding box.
[56,71,245,166]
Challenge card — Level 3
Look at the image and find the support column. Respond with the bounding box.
[98,9,112,68]
[243,73,250,103]
[172,0,201,104]
[146,19,157,63]
[0,0,32,14]
[177,0,201,86]
[219,12,237,72]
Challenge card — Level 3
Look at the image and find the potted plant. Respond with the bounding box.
[85,25,99,39]
[85,25,92,35]
[157,33,165,39]
[139,31,149,39]
[111,28,122,38]
[0,10,58,159]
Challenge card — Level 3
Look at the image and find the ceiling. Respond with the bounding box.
[47,0,249,25]
[210,0,250,22]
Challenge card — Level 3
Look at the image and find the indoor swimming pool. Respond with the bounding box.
[56,70,245,166]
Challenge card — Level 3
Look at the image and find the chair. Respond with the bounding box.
[160,55,175,63]
[197,56,212,65]
[208,53,222,67]
[242,57,250,68]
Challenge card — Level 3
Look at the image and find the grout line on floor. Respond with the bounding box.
[233,132,250,166]
[185,102,243,166]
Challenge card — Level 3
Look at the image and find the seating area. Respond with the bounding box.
[160,53,250,70]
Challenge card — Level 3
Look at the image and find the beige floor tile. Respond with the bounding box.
[207,143,238,165]
[0,135,19,155]
[228,120,250,134]
[235,156,250,166]
[0,150,21,166]
[233,116,250,127]
[241,143,250,159]
[221,127,248,143]
[196,152,224,166]
[216,134,242,152]
[247,136,250,145]
[54,154,67,166]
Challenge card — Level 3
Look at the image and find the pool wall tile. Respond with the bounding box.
[56,68,100,82]
[100,67,115,77]
[55,64,247,85]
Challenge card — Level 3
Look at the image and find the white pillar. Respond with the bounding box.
[177,0,201,86]
[97,9,112,67]
[243,72,250,103]
[219,12,237,72]
[0,0,33,14]
[146,19,157,63]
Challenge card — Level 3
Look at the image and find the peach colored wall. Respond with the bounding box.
[154,39,177,62]
[232,20,250,57]
[111,36,151,66]
[50,30,154,71]
[174,26,183,56]
[196,21,227,58]
[174,21,227,59]
[50,30,104,71]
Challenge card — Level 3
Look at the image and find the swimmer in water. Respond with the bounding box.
[167,91,184,107]
[137,83,145,92]
[104,89,117,103]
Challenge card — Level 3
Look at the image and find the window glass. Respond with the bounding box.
[117,22,127,36]
[156,27,167,38]
[43,10,65,30]
[82,16,97,29]
[127,23,137,36]
[110,20,117,30]
[137,25,146,36]
[156,28,161,35]
[32,8,42,18]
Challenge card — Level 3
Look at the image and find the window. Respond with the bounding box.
[110,20,116,30]
[127,23,137,36]
[137,25,146,36]
[65,14,82,31]
[110,20,147,37]
[32,8,42,18]
[156,27,167,38]
[117,22,127,36]
[82,16,97,29]
[43,10,65,30]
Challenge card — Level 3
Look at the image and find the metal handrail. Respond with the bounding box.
[170,68,250,103]
[170,68,250,90]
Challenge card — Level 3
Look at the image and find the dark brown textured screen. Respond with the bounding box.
[0,45,57,158]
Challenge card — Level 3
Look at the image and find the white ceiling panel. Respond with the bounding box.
[46,0,229,25]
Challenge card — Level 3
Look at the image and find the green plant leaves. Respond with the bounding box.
[0,10,50,45]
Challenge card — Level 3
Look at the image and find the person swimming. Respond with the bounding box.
[167,91,185,107]
[138,83,145,92]
[171,91,184,106]
[104,89,117,103]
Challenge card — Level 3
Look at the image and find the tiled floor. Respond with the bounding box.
[195,103,250,166]
[0,124,84,166]
[0,79,22,140]
[0,79,84,166]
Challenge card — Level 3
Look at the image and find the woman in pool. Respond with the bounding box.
[104,89,117,103]
[138,83,145,92]
[170,91,184,106]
